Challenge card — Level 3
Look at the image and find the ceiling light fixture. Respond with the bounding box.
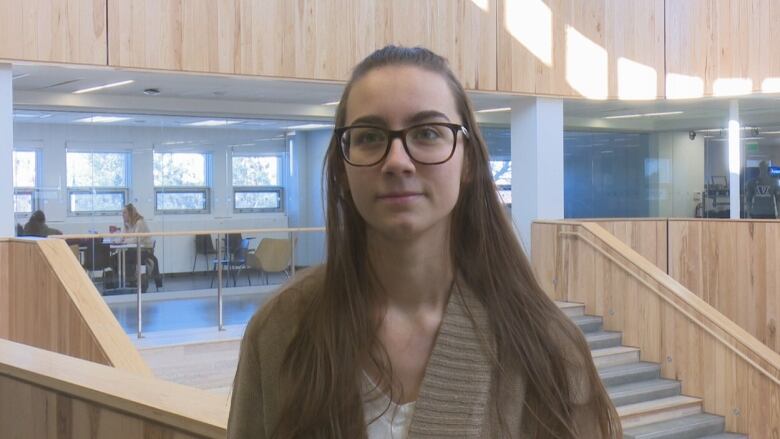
[285,123,335,130]
[188,120,241,127]
[73,80,134,94]
[605,110,684,119]
[476,107,511,113]
[12,73,30,80]
[323,101,340,106]
[73,116,131,123]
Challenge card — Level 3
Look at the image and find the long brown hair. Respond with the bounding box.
[123,203,144,229]
[273,46,621,438]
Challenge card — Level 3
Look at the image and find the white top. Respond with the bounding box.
[363,372,416,439]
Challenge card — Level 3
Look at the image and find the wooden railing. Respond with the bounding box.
[0,238,150,375]
[532,221,780,436]
[0,338,227,438]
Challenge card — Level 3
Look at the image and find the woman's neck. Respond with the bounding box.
[367,227,454,315]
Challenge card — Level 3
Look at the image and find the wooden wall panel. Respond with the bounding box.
[669,220,780,354]
[0,242,8,339]
[498,0,664,98]
[532,222,780,436]
[592,220,667,271]
[0,0,106,65]
[666,0,780,97]
[107,0,497,90]
[4,239,150,376]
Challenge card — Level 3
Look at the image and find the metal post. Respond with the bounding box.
[136,237,143,338]
[217,234,224,331]
[290,231,296,277]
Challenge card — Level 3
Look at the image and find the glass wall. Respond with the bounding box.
[13,109,330,333]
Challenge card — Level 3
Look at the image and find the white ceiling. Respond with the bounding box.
[11,63,780,133]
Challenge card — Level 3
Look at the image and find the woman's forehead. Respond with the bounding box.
[345,66,459,125]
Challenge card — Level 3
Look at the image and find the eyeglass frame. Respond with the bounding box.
[335,122,470,167]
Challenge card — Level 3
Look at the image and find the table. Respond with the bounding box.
[107,242,138,288]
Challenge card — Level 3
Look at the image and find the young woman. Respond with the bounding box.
[120,203,162,288]
[228,46,620,438]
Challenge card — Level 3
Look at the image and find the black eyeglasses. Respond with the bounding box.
[335,122,469,167]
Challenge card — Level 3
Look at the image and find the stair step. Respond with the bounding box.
[698,434,748,439]
[591,346,640,368]
[623,413,725,439]
[618,395,702,429]
[599,362,661,387]
[586,330,623,350]
[555,301,585,317]
[608,379,681,406]
[571,315,603,333]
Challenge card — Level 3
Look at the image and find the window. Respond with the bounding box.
[154,152,211,213]
[13,150,38,214]
[66,151,129,215]
[490,160,512,205]
[232,154,284,212]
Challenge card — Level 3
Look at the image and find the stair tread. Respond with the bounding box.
[555,301,583,309]
[591,345,640,357]
[586,330,622,340]
[599,361,660,375]
[623,413,724,438]
[698,434,748,439]
[608,378,680,395]
[617,395,701,417]
[571,315,602,324]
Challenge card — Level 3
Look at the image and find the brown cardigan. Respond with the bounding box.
[227,266,605,438]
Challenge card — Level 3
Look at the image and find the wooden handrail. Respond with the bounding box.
[48,225,327,240]
[0,338,227,438]
[567,222,780,382]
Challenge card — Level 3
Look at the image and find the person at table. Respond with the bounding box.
[22,210,62,237]
[121,203,162,288]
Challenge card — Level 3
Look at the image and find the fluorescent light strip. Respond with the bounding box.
[188,120,240,127]
[476,107,511,113]
[286,123,334,130]
[323,101,340,106]
[73,116,131,123]
[73,80,135,94]
[605,110,684,119]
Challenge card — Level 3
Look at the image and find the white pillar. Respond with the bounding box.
[728,100,741,219]
[0,64,13,237]
[510,97,564,253]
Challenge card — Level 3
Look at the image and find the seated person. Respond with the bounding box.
[22,210,62,237]
[119,203,162,289]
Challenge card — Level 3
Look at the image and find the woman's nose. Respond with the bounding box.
[381,138,415,174]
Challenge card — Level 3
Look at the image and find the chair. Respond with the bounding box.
[15,223,23,236]
[248,238,295,285]
[81,239,114,291]
[210,236,253,287]
[192,234,217,273]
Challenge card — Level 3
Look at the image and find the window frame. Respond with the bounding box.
[233,186,285,213]
[154,187,211,214]
[153,151,213,214]
[230,153,285,214]
[13,148,41,216]
[68,188,129,216]
[65,149,131,217]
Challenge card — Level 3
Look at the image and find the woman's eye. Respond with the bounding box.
[413,127,442,141]
[354,131,384,145]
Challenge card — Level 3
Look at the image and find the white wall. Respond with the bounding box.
[294,129,330,267]
[13,121,315,273]
[649,131,705,217]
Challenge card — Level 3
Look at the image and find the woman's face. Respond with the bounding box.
[343,65,465,241]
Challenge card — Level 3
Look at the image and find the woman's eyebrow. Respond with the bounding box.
[349,115,386,126]
[405,110,450,125]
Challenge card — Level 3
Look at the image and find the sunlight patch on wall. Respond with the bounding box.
[761,77,780,93]
[565,26,607,99]
[713,78,752,97]
[470,0,490,12]
[505,0,552,66]
[617,57,657,100]
[665,73,704,99]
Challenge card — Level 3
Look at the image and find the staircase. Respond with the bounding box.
[557,301,747,439]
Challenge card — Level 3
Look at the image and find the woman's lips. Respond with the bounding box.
[377,192,423,204]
